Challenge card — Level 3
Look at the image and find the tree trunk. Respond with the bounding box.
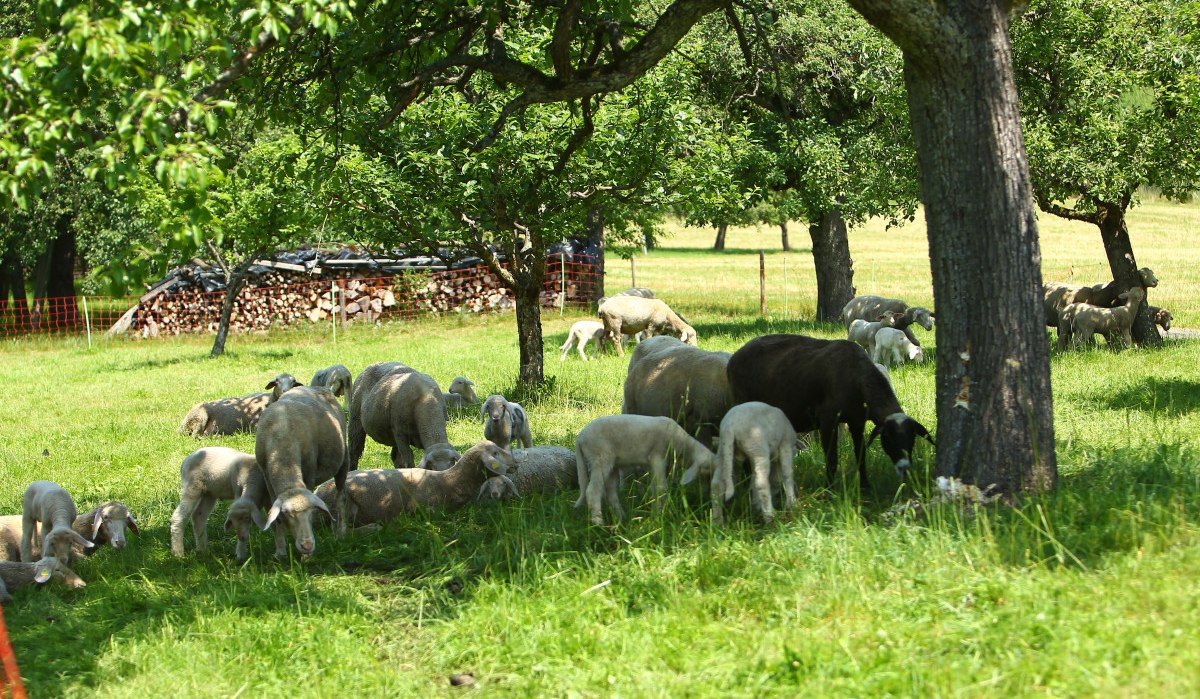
[31,238,53,328]
[1096,200,1160,347]
[586,205,606,307]
[210,254,256,358]
[713,222,727,251]
[780,221,791,252]
[46,219,80,329]
[514,282,545,386]
[0,244,29,321]
[851,0,1057,495]
[809,209,855,322]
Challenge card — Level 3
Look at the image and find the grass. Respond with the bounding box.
[4,200,1200,697]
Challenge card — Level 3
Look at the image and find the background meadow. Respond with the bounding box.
[2,201,1199,697]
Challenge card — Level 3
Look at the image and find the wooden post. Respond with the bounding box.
[631,257,637,288]
[81,296,92,349]
[560,254,566,315]
[759,251,766,316]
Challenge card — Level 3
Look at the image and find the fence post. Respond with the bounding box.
[560,255,566,315]
[631,257,637,288]
[783,253,788,317]
[81,296,93,350]
[331,281,338,345]
[759,251,766,317]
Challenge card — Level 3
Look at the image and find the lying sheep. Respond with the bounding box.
[727,334,934,491]
[597,296,697,356]
[72,501,140,554]
[481,394,533,451]
[178,372,303,437]
[315,440,517,526]
[684,402,797,525]
[443,376,480,409]
[841,295,935,346]
[257,386,350,557]
[476,446,577,501]
[574,414,718,525]
[847,313,897,355]
[310,365,353,404]
[872,327,925,367]
[0,557,86,604]
[622,335,732,447]
[170,446,269,562]
[21,481,94,564]
[559,320,607,361]
[0,516,24,561]
[1059,287,1145,350]
[349,362,460,471]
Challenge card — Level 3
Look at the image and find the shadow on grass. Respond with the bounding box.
[1090,378,1200,416]
[650,246,812,256]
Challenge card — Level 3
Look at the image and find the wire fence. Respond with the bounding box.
[0,254,601,342]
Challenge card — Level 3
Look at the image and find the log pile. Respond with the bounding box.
[114,245,598,338]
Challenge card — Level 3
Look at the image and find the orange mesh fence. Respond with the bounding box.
[0,605,26,699]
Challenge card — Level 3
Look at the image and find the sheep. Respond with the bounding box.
[871,327,925,367]
[442,376,480,409]
[597,296,697,356]
[475,446,577,501]
[348,362,460,472]
[310,364,353,404]
[597,287,657,305]
[1149,306,1173,333]
[256,386,351,557]
[72,501,140,554]
[1059,287,1145,350]
[1078,267,1159,308]
[21,481,94,564]
[0,557,86,604]
[481,394,533,451]
[847,313,898,355]
[841,295,935,346]
[0,516,24,560]
[559,320,607,361]
[726,334,934,491]
[313,440,517,527]
[178,372,303,437]
[573,414,718,525]
[682,402,797,525]
[621,335,733,447]
[1044,267,1158,326]
[170,446,269,562]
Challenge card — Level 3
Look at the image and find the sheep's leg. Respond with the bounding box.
[348,415,367,471]
[333,450,350,540]
[649,455,668,513]
[573,449,589,509]
[19,513,36,562]
[847,420,869,492]
[779,440,797,512]
[170,495,200,556]
[819,418,841,486]
[191,495,217,553]
[605,470,625,522]
[585,457,612,525]
[710,467,726,526]
[750,450,774,524]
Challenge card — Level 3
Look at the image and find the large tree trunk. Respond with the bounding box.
[1,244,29,322]
[514,284,545,387]
[713,222,727,251]
[851,0,1057,495]
[780,221,791,252]
[1096,199,1160,347]
[210,254,257,358]
[45,220,80,329]
[586,205,606,307]
[809,208,855,322]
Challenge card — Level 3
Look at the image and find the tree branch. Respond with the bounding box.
[551,0,584,80]
[1033,191,1098,224]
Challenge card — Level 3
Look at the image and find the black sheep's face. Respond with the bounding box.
[878,413,930,475]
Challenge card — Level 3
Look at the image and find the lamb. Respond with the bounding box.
[871,327,925,367]
[1078,267,1159,308]
[256,386,351,557]
[314,440,517,526]
[72,501,140,554]
[847,313,898,355]
[683,402,797,525]
[841,295,935,346]
[1059,287,1145,350]
[475,446,577,501]
[310,364,353,404]
[559,320,607,361]
[1044,267,1158,326]
[21,481,94,564]
[726,334,934,491]
[170,446,269,562]
[178,372,303,437]
[442,376,480,409]
[0,516,24,561]
[1148,306,1173,333]
[573,414,718,525]
[348,362,460,471]
[0,557,86,604]
[481,394,533,451]
[622,335,732,447]
[597,296,697,356]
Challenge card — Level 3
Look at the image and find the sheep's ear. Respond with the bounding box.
[223,517,234,532]
[71,531,95,549]
[91,510,105,540]
[681,465,699,486]
[127,513,140,536]
[264,501,283,530]
[480,404,488,422]
[866,424,883,447]
[34,562,54,584]
[250,508,266,530]
[310,494,332,516]
[265,380,277,390]
[502,475,520,499]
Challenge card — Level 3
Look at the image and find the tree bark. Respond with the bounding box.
[850,0,1057,495]
[46,219,80,329]
[30,237,53,329]
[0,244,28,321]
[713,222,728,251]
[514,282,546,387]
[1096,199,1160,347]
[780,221,791,252]
[210,254,258,358]
[586,204,606,307]
[809,208,855,322]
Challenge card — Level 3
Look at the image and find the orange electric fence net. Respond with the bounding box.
[0,606,26,699]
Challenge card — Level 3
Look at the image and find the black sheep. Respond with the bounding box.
[726,334,933,490]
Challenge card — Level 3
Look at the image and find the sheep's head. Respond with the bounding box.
[179,406,208,436]
[912,307,935,331]
[467,440,517,479]
[265,373,303,403]
[680,445,720,487]
[33,556,86,589]
[1154,308,1173,331]
[448,376,478,405]
[1139,267,1159,288]
[1117,287,1146,306]
[481,395,510,427]
[44,525,94,561]
[869,413,935,477]
[264,489,331,556]
[476,475,521,502]
[679,324,700,346]
[418,442,462,471]
[875,311,898,328]
[89,501,139,550]
[907,344,925,363]
[225,498,266,544]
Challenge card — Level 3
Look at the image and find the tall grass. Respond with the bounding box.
[3,202,1199,697]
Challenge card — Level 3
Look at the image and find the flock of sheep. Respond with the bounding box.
[2,287,947,604]
[1043,267,1171,349]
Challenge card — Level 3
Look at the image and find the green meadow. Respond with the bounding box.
[3,201,1199,697]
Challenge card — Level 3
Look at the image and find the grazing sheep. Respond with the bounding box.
[315,441,517,526]
[475,446,577,501]
[170,446,269,561]
[481,394,533,450]
[310,365,353,404]
[0,557,86,604]
[72,501,140,554]
[683,402,797,525]
[348,362,460,472]
[573,414,718,525]
[1059,287,1145,350]
[847,313,898,355]
[841,295,935,346]
[622,335,733,447]
[597,287,657,305]
[178,372,303,437]
[21,481,94,564]
[597,296,697,356]
[559,320,607,361]
[256,386,350,557]
[443,376,480,409]
[1148,306,1173,333]
[872,327,925,367]
[726,334,934,491]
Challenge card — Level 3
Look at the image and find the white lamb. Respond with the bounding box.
[684,401,797,525]
[481,394,533,450]
[559,320,607,361]
[443,376,480,409]
[170,446,269,562]
[21,481,94,564]
[872,327,925,367]
[847,313,897,355]
[574,414,717,525]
